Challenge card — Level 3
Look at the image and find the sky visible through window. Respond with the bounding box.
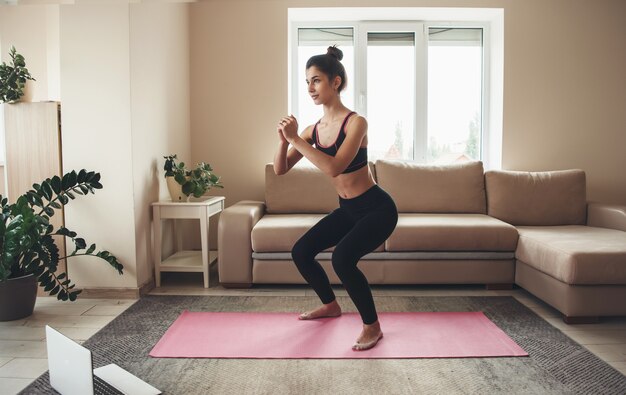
[428,45,482,163]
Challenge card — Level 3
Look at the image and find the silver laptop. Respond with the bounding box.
[46,325,161,395]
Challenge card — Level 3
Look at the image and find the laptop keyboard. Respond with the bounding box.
[93,375,125,395]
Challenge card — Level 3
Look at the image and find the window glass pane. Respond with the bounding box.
[367,32,415,161]
[297,28,354,131]
[427,28,482,164]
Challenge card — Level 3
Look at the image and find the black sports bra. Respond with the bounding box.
[313,112,368,174]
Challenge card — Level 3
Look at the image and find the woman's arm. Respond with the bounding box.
[273,124,313,175]
[284,115,367,177]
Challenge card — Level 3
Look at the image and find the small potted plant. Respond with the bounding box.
[0,46,36,103]
[163,155,223,202]
[0,170,124,321]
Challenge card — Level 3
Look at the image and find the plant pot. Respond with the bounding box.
[0,274,37,321]
[166,176,189,202]
[21,79,34,102]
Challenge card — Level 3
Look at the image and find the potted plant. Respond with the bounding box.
[0,46,36,103]
[163,154,223,202]
[0,169,124,321]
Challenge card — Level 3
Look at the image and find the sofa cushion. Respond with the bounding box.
[375,160,486,213]
[251,214,385,253]
[485,169,586,226]
[516,226,626,285]
[385,214,518,251]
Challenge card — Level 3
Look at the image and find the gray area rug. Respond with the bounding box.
[21,295,626,394]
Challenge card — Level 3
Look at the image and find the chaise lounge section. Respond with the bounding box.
[485,169,626,323]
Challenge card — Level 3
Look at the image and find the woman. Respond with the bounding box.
[274,46,398,351]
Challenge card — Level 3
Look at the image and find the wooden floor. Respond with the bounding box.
[1,269,625,394]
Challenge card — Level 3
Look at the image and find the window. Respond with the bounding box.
[290,16,497,167]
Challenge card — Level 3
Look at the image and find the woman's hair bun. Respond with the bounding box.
[326,45,343,61]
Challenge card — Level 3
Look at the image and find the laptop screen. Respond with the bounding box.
[46,325,95,395]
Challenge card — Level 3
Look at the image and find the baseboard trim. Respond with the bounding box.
[139,278,156,296]
[78,278,156,299]
[79,287,140,299]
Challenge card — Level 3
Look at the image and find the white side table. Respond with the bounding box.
[152,196,225,288]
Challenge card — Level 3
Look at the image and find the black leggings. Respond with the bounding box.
[291,184,398,325]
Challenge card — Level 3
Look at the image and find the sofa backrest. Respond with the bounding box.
[265,163,336,213]
[485,169,586,225]
[375,160,487,214]
[265,162,377,213]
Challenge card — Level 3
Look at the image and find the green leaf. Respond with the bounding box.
[56,227,71,237]
[174,173,186,184]
[86,244,96,254]
[44,281,55,292]
[26,191,44,208]
[77,169,87,183]
[75,238,86,250]
[41,181,53,201]
[182,182,193,195]
[62,171,78,190]
[39,271,51,286]
[50,176,62,194]
[34,265,45,276]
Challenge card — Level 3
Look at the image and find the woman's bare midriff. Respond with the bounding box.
[331,165,377,199]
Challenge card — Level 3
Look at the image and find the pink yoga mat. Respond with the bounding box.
[149,311,527,359]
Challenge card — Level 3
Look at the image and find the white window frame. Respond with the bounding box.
[288,8,503,169]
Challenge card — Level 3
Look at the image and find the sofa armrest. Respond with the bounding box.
[217,200,266,285]
[586,202,626,232]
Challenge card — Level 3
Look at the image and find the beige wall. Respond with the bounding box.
[502,0,626,204]
[129,2,191,288]
[59,3,137,288]
[189,0,626,234]
[60,2,191,290]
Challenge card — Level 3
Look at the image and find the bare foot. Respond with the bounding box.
[352,321,383,351]
[298,300,342,320]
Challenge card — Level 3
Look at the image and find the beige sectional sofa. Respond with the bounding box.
[217,160,626,323]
